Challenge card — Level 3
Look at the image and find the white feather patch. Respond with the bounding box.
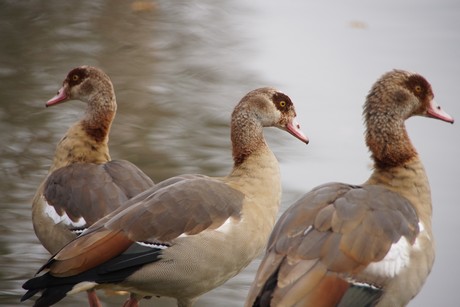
[178,217,242,238]
[176,217,237,239]
[215,217,237,234]
[363,222,424,278]
[303,225,313,236]
[136,241,169,250]
[43,198,86,228]
[348,280,380,290]
[68,281,98,295]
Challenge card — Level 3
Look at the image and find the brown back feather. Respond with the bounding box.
[248,182,419,305]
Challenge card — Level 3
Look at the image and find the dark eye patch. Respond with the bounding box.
[66,67,88,86]
[273,92,293,112]
[405,74,432,100]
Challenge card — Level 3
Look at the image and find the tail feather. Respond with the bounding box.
[20,288,40,302]
[21,246,163,305]
[21,271,85,305]
[33,285,72,307]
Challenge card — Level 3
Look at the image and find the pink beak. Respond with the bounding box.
[286,118,309,144]
[46,86,69,107]
[426,99,454,124]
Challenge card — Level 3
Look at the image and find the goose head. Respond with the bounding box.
[232,87,309,144]
[46,66,115,108]
[364,70,454,125]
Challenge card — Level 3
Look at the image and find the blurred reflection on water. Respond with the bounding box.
[1,0,459,306]
[0,1,265,306]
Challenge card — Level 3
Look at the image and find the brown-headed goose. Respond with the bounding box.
[22,87,309,307]
[31,66,154,306]
[245,70,454,307]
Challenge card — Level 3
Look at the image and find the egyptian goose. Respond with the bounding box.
[31,66,154,306]
[22,87,309,307]
[245,70,454,307]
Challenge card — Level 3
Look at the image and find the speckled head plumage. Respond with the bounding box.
[365,70,434,121]
[232,87,307,136]
[45,66,118,144]
[364,69,453,169]
[46,66,115,108]
[230,87,308,166]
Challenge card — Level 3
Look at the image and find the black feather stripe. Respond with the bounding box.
[98,247,163,274]
[21,247,163,305]
[33,285,73,307]
[253,266,280,307]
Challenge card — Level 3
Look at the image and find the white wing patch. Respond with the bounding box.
[347,280,380,290]
[364,222,424,278]
[44,198,86,228]
[161,216,242,242]
[68,281,98,295]
[215,217,238,234]
[136,241,169,250]
[303,225,313,236]
[176,217,238,239]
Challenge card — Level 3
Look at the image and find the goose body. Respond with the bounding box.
[245,70,454,307]
[31,66,154,306]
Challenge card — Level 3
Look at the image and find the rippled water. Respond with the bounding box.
[1,0,459,306]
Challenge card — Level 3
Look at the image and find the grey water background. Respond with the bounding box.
[1,0,459,306]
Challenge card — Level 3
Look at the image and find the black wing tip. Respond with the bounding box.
[21,277,71,307]
[252,266,280,307]
[20,247,163,305]
[20,289,40,302]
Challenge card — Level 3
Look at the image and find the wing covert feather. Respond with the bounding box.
[104,177,245,242]
[249,182,420,305]
[43,160,153,225]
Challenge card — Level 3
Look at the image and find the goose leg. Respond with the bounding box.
[87,289,102,307]
[122,293,139,307]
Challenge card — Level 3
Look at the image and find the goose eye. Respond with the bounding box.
[415,85,422,93]
[279,101,286,108]
[72,74,79,81]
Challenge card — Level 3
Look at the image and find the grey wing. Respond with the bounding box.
[104,177,245,242]
[43,160,154,225]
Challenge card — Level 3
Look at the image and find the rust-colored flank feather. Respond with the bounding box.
[51,229,133,277]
